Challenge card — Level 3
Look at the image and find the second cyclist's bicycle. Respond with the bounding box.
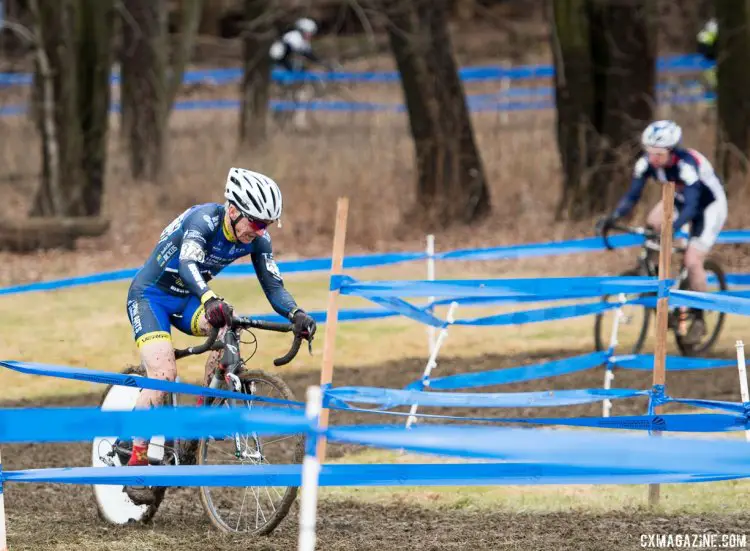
[593,223,727,356]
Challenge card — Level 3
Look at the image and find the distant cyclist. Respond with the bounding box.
[269,18,334,74]
[597,120,728,344]
[696,18,718,92]
[122,167,316,503]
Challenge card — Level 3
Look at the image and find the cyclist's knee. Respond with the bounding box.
[684,246,707,272]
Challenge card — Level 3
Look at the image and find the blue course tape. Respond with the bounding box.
[487,413,748,433]
[0,53,714,88]
[4,225,750,298]
[0,405,311,444]
[658,280,671,299]
[435,234,645,261]
[670,289,750,316]
[0,360,304,408]
[453,300,618,327]
[326,386,649,409]
[331,275,662,299]
[611,354,736,371]
[414,351,610,391]
[326,423,750,476]
[3,461,744,487]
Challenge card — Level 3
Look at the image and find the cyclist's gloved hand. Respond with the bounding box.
[204,297,234,328]
[291,308,316,341]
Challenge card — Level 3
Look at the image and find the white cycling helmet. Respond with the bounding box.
[641,120,682,149]
[224,167,283,222]
[295,17,318,35]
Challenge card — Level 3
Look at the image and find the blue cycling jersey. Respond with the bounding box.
[130,203,296,319]
[614,148,726,231]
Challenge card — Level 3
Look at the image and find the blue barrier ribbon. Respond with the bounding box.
[333,276,661,299]
[412,351,609,391]
[0,360,304,408]
[0,53,716,88]
[326,423,750,476]
[452,300,618,327]
[658,280,671,298]
[0,405,311,443]
[610,354,735,371]
[361,294,445,328]
[483,413,748,433]
[666,398,747,415]
[4,461,743,488]
[326,386,649,409]
[670,289,750,316]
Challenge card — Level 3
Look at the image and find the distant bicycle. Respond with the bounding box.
[92,315,306,535]
[271,65,352,132]
[593,223,727,356]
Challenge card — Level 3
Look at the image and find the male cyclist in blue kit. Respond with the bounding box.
[123,167,316,483]
[597,120,728,344]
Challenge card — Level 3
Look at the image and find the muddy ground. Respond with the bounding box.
[3,347,749,550]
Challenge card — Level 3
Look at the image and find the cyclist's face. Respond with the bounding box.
[646,146,671,168]
[227,205,266,243]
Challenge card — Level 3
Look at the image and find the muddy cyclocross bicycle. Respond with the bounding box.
[92,315,308,535]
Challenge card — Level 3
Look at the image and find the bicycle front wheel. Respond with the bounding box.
[198,369,304,535]
[594,268,652,354]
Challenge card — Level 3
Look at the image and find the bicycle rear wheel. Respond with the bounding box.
[198,369,304,535]
[594,268,652,354]
[674,258,727,356]
[91,365,167,524]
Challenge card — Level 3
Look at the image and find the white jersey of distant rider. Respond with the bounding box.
[269,30,312,61]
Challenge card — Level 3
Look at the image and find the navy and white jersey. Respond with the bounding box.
[269,30,319,71]
[130,203,296,318]
[614,148,726,231]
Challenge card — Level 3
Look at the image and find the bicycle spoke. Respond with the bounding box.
[199,372,302,534]
[235,486,249,532]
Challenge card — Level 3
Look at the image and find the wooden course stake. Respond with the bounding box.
[316,197,349,461]
[0,447,7,551]
[649,181,675,507]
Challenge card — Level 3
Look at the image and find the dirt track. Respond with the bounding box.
[3,347,749,550]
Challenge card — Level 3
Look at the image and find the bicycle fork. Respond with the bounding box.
[207,331,263,462]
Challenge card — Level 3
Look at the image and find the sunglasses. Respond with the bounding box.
[246,216,274,232]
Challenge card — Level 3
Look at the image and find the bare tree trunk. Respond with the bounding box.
[120,0,202,182]
[385,0,490,225]
[239,0,274,145]
[455,0,476,23]
[715,0,750,189]
[553,0,656,220]
[19,0,114,250]
[552,0,598,220]
[121,0,167,181]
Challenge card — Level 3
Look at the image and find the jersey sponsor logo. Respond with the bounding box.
[156,243,179,266]
[180,240,206,263]
[184,229,207,244]
[136,331,171,348]
[189,264,207,290]
[263,253,282,280]
[203,214,219,231]
[158,208,191,242]
[127,300,142,337]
